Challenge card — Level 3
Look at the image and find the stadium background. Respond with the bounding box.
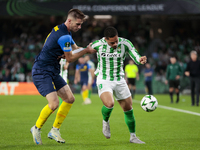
[0,0,200,95]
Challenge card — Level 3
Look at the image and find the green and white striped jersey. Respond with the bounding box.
[91,37,141,81]
[60,58,68,78]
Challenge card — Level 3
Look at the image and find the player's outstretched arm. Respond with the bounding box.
[65,43,96,63]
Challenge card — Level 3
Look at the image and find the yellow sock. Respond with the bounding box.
[53,101,72,129]
[82,89,89,101]
[36,104,53,129]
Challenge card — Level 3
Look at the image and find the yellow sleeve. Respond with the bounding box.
[135,65,139,73]
[125,65,128,73]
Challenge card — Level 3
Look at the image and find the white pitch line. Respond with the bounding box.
[133,100,200,116]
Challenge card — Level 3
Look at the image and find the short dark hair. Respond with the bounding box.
[170,55,176,58]
[68,9,86,20]
[104,26,118,39]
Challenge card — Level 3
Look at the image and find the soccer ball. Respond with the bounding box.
[141,95,158,112]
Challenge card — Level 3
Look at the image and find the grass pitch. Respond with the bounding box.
[0,94,200,150]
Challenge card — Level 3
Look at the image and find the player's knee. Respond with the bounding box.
[169,88,173,92]
[69,96,75,103]
[49,101,59,110]
[64,95,75,104]
[106,102,114,108]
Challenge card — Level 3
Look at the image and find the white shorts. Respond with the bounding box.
[96,77,131,100]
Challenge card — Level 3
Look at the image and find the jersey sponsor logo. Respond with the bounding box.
[101,52,121,57]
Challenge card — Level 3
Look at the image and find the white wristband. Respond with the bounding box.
[72,48,84,54]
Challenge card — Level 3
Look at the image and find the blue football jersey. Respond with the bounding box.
[32,23,75,74]
[76,63,91,81]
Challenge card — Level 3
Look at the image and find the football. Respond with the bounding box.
[141,95,158,112]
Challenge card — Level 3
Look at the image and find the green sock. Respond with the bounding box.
[59,97,62,106]
[88,90,91,99]
[124,109,135,133]
[101,105,113,122]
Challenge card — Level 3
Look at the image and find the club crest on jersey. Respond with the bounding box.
[102,45,107,52]
[64,42,71,50]
[101,53,121,57]
[117,47,121,53]
[102,48,106,52]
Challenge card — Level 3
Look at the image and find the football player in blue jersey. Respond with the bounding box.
[74,57,94,104]
[30,9,96,145]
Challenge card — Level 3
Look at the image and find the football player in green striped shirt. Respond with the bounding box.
[91,26,147,144]
[59,59,69,106]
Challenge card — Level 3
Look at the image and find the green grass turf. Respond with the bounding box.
[0,94,200,150]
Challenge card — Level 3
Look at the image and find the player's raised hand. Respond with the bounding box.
[139,56,147,64]
[85,43,96,54]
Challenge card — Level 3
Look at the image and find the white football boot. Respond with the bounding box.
[83,98,92,105]
[48,128,65,143]
[30,125,42,145]
[130,134,145,144]
[102,120,111,139]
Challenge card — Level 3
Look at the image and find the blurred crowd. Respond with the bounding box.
[0,16,199,85]
[149,36,200,83]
